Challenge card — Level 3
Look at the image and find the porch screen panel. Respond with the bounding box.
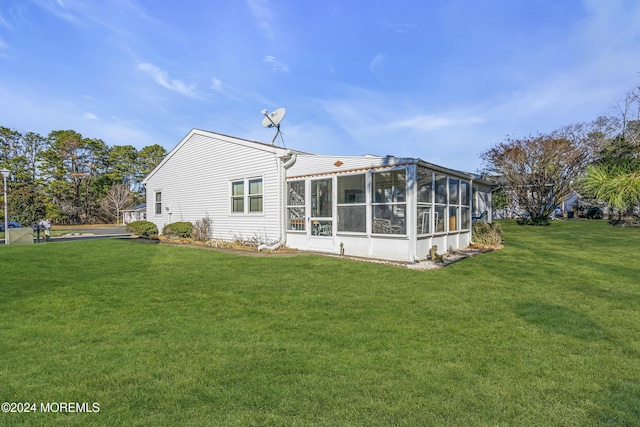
[372,170,406,234]
[311,178,332,236]
[337,174,365,233]
[311,179,332,218]
[461,181,471,230]
[435,174,447,233]
[417,169,433,235]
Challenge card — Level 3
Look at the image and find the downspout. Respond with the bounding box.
[258,152,297,251]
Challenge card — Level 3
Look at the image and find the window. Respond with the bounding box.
[231,181,244,213]
[417,205,431,234]
[461,207,470,230]
[449,206,459,231]
[231,177,263,214]
[435,205,446,233]
[287,180,305,231]
[154,191,162,215]
[248,178,263,212]
[417,170,433,203]
[435,174,447,233]
[460,181,471,230]
[449,179,459,205]
[372,170,406,234]
[461,181,470,207]
[337,174,366,233]
[417,169,433,235]
[436,175,447,205]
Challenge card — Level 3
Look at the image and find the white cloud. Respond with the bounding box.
[246,0,275,39]
[389,115,485,131]
[211,77,243,101]
[0,38,7,59]
[31,0,79,24]
[263,56,289,72]
[137,62,198,98]
[83,112,98,120]
[369,53,385,79]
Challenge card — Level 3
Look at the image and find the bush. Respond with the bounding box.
[192,216,212,242]
[517,215,551,226]
[126,221,158,238]
[472,222,503,247]
[162,222,193,238]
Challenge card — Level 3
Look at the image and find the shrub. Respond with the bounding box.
[162,222,193,238]
[517,216,551,226]
[192,216,212,242]
[472,222,503,247]
[126,221,158,238]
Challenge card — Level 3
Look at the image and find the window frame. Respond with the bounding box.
[230,176,264,215]
[154,191,162,215]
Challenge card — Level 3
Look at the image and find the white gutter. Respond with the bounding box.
[258,152,297,251]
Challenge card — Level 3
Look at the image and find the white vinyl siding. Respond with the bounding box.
[144,130,285,241]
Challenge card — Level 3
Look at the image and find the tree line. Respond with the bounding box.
[0,127,167,226]
[481,84,640,225]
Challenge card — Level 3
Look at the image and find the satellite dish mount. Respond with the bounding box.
[261,107,286,145]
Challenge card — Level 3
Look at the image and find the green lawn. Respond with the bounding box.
[1,221,639,426]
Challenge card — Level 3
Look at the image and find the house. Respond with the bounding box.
[122,204,146,225]
[142,129,495,262]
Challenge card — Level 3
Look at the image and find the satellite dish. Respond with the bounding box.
[260,107,287,145]
[261,107,286,128]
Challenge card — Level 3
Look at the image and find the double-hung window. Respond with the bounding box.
[231,177,263,214]
[248,178,263,213]
[372,170,406,234]
[231,181,244,213]
[154,191,162,215]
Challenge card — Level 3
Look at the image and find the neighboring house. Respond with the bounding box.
[142,129,495,262]
[122,204,146,224]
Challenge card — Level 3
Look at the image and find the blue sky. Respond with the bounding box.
[1,0,639,172]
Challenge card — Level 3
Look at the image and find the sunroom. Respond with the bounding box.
[284,157,474,262]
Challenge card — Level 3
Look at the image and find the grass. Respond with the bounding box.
[0,220,639,426]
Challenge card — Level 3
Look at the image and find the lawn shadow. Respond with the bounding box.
[571,285,640,307]
[593,379,640,425]
[515,301,609,341]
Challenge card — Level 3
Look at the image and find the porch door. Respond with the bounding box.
[308,178,334,250]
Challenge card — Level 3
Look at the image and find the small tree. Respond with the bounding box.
[100,184,130,225]
[481,131,590,225]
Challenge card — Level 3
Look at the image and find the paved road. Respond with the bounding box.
[1,226,130,244]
